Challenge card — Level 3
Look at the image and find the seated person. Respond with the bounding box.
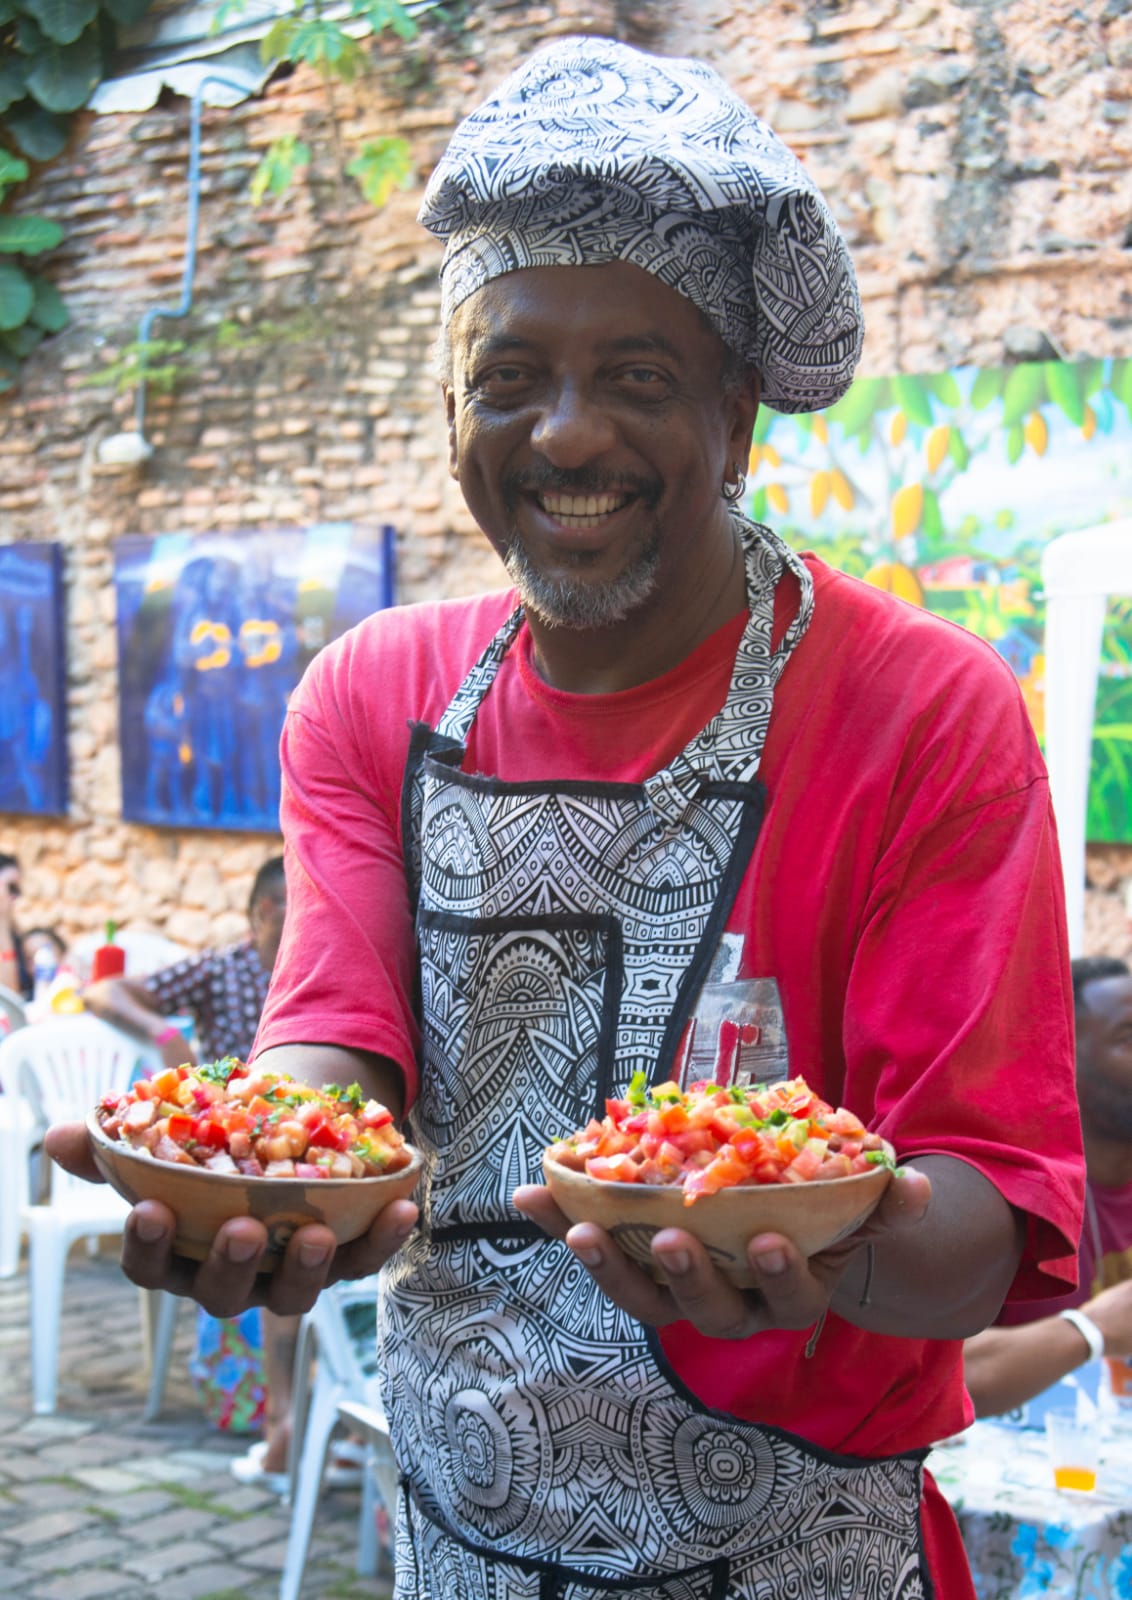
[964,956,1132,1422]
[0,852,29,998]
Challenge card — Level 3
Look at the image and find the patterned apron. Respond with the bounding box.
[381,516,931,1600]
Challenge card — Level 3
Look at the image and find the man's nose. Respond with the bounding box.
[530,382,616,466]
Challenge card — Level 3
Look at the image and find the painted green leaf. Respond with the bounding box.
[0,214,64,254]
[1001,363,1046,426]
[1117,359,1132,416]
[0,260,34,329]
[347,136,412,207]
[1044,360,1085,428]
[752,409,775,444]
[928,371,962,409]
[29,275,68,331]
[0,55,26,114]
[948,427,970,470]
[24,28,103,112]
[969,367,1003,410]
[6,100,70,160]
[21,0,100,45]
[1080,358,1106,398]
[921,487,943,543]
[1005,422,1024,465]
[893,374,935,428]
[751,486,768,524]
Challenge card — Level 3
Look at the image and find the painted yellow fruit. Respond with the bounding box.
[767,482,790,515]
[1082,405,1097,441]
[1024,411,1048,456]
[892,482,924,540]
[863,561,925,607]
[889,411,908,446]
[830,469,854,510]
[748,443,762,473]
[810,470,831,517]
[762,443,782,469]
[926,425,950,474]
[812,415,829,444]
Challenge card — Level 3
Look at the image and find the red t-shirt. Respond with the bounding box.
[257,555,1083,1595]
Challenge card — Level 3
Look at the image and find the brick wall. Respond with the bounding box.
[1,0,1131,954]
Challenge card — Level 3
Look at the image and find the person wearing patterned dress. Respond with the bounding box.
[50,37,1084,1600]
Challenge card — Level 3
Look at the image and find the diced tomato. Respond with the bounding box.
[586,1154,641,1183]
[165,1113,194,1143]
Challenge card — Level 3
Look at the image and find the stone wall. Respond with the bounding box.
[1,0,1131,955]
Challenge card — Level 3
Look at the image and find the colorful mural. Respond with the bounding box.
[114,523,395,833]
[748,358,1132,841]
[0,541,67,817]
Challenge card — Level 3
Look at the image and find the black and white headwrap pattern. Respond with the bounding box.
[419,35,864,414]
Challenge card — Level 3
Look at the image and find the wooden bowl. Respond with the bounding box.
[86,1111,423,1272]
[542,1151,892,1288]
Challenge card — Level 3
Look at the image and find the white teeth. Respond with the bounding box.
[539,491,627,519]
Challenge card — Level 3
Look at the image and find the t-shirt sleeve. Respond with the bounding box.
[253,645,421,1102]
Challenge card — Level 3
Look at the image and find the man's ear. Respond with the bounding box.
[443,385,459,479]
[727,367,762,475]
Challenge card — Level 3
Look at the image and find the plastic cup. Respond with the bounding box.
[1045,1410,1100,1493]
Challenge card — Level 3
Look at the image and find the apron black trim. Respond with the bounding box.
[401,720,465,915]
[643,1320,932,1473]
[654,780,766,1080]
[429,1219,545,1245]
[406,1479,732,1595]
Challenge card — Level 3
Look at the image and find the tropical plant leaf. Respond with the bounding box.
[1044,360,1084,428]
[0,347,20,391]
[0,213,64,253]
[250,134,310,204]
[347,135,412,206]
[0,259,34,329]
[16,14,47,52]
[351,0,418,40]
[0,53,26,114]
[29,274,67,330]
[0,148,30,200]
[0,320,44,357]
[24,26,103,111]
[969,367,1003,410]
[209,0,247,32]
[893,373,935,428]
[21,0,100,45]
[5,98,70,159]
[100,0,156,22]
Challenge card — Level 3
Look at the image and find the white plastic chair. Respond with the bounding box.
[1041,520,1132,955]
[0,1014,170,1413]
[0,983,28,1035]
[0,1033,38,1278]
[70,929,192,982]
[280,1277,397,1600]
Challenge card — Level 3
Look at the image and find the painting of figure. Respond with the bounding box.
[114,523,395,832]
[0,542,67,817]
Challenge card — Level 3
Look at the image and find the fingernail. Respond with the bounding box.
[225,1237,260,1264]
[299,1240,331,1269]
[753,1247,788,1276]
[570,1243,603,1269]
[393,1217,415,1239]
[135,1215,166,1244]
[659,1249,690,1275]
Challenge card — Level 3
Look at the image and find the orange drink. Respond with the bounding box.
[1045,1410,1100,1494]
[1053,1463,1097,1492]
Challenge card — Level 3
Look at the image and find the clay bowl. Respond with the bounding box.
[86,1111,423,1272]
[542,1151,892,1288]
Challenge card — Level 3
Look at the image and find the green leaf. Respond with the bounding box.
[750,486,768,523]
[921,487,943,544]
[969,367,1003,410]
[927,371,962,409]
[948,426,970,471]
[29,275,67,331]
[16,15,47,53]
[1005,422,1024,465]
[0,347,20,391]
[0,260,34,329]
[0,149,30,202]
[752,409,775,445]
[281,18,360,77]
[24,26,103,111]
[250,134,310,204]
[100,0,156,23]
[351,0,418,41]
[0,213,64,254]
[6,100,71,160]
[0,54,26,114]
[347,135,412,207]
[1117,359,1132,416]
[209,0,247,33]
[1044,360,1085,428]
[21,0,99,45]
[1001,363,1046,426]
[0,321,44,357]
[893,374,935,428]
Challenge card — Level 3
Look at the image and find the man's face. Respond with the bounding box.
[443,261,758,634]
[1076,973,1132,1142]
[249,884,287,971]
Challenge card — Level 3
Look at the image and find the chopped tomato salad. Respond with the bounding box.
[95,1057,412,1180]
[546,1073,896,1203]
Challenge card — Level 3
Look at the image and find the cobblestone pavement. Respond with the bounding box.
[0,1247,393,1600]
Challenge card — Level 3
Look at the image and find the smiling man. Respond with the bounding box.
[48,36,1084,1600]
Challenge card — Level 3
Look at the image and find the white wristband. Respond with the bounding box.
[1059,1307,1105,1363]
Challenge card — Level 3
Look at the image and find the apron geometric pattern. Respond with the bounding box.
[384,516,930,1598]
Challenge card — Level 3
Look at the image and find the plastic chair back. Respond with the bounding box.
[0,984,27,1036]
[70,929,192,982]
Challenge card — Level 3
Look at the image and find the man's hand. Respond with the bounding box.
[44,1120,419,1318]
[513,1165,932,1339]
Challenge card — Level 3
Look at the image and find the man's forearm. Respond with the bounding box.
[963,1317,1093,1416]
[250,1042,406,1121]
[831,1154,1026,1339]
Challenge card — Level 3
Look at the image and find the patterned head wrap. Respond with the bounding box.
[419,36,864,415]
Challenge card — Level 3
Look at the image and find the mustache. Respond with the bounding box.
[503,466,663,506]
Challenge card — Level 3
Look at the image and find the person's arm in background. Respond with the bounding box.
[84,974,194,1071]
[0,893,20,996]
[964,1278,1132,1417]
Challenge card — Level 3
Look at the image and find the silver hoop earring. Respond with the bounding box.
[722,466,746,505]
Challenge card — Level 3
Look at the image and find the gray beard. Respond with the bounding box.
[503,535,662,631]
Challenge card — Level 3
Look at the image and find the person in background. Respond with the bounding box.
[21,925,67,974]
[0,852,30,999]
[964,956,1132,1420]
[85,853,299,1490]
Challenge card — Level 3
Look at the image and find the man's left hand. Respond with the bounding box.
[513,1166,932,1339]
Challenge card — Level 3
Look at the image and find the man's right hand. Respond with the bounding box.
[43,1120,420,1318]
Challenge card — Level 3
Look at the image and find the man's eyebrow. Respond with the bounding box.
[465,330,684,363]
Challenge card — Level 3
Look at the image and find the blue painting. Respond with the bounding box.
[0,541,67,817]
[113,523,396,832]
